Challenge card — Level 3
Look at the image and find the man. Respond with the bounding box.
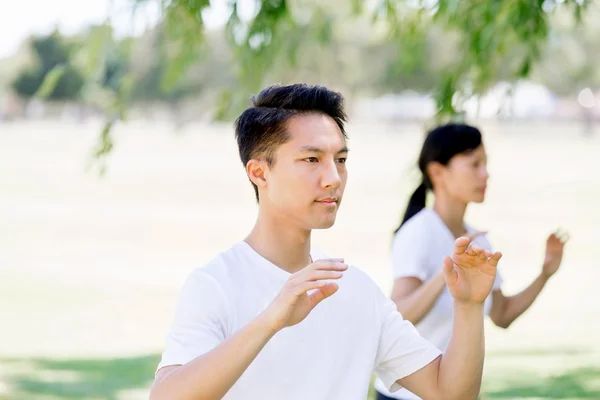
[150,84,503,400]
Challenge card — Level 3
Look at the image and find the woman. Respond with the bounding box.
[374,123,569,400]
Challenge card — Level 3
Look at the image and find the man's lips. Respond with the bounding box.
[315,197,337,203]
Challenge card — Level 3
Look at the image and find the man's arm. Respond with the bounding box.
[397,302,485,400]
[151,314,275,400]
[150,259,347,400]
[394,237,502,400]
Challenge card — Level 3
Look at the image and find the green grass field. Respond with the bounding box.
[1,119,598,399]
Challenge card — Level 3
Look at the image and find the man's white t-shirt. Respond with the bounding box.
[374,208,503,399]
[157,241,442,399]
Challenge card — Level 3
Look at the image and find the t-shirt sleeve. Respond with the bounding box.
[373,287,442,393]
[156,269,229,373]
[391,223,431,281]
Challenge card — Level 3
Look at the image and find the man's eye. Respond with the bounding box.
[337,158,347,164]
[305,157,319,163]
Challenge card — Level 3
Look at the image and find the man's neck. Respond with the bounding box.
[432,193,468,238]
[245,210,312,274]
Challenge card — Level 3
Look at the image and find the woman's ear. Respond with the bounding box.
[426,161,444,187]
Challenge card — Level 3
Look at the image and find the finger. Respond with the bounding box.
[304,270,344,282]
[467,243,482,257]
[478,250,488,260]
[453,237,471,255]
[483,250,493,258]
[294,280,335,296]
[307,282,339,305]
[291,267,344,285]
[310,259,348,271]
[442,256,457,285]
[554,228,571,242]
[549,229,566,244]
[488,252,503,266]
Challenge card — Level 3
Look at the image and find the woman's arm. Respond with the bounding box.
[489,274,548,329]
[390,271,446,325]
[490,230,568,329]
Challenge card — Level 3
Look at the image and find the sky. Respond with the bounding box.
[0,0,237,59]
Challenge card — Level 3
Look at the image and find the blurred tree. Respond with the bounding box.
[533,7,600,95]
[130,26,200,103]
[532,6,600,134]
[46,0,592,160]
[111,0,591,119]
[101,43,130,94]
[12,31,84,100]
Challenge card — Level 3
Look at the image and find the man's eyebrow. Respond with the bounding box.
[298,145,349,154]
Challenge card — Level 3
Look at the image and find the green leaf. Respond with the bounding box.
[161,49,198,91]
[86,118,115,175]
[434,72,458,118]
[78,25,114,79]
[518,56,532,77]
[350,0,363,16]
[118,73,135,100]
[34,64,66,99]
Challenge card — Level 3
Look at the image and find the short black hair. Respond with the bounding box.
[234,83,348,202]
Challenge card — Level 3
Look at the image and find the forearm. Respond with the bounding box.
[437,302,485,400]
[500,273,549,327]
[392,272,446,324]
[150,315,276,400]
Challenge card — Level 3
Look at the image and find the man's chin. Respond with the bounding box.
[312,217,337,230]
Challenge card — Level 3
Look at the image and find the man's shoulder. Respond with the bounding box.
[344,264,375,280]
[338,265,383,297]
[186,242,247,285]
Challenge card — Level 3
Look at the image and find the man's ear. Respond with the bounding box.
[247,159,268,190]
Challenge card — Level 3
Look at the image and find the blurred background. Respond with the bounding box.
[1,1,599,399]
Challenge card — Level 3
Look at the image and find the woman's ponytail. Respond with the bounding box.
[394,180,428,234]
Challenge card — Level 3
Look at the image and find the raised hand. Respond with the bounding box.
[261,259,347,333]
[443,237,503,304]
[542,229,569,279]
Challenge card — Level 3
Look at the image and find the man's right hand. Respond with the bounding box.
[260,259,348,333]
